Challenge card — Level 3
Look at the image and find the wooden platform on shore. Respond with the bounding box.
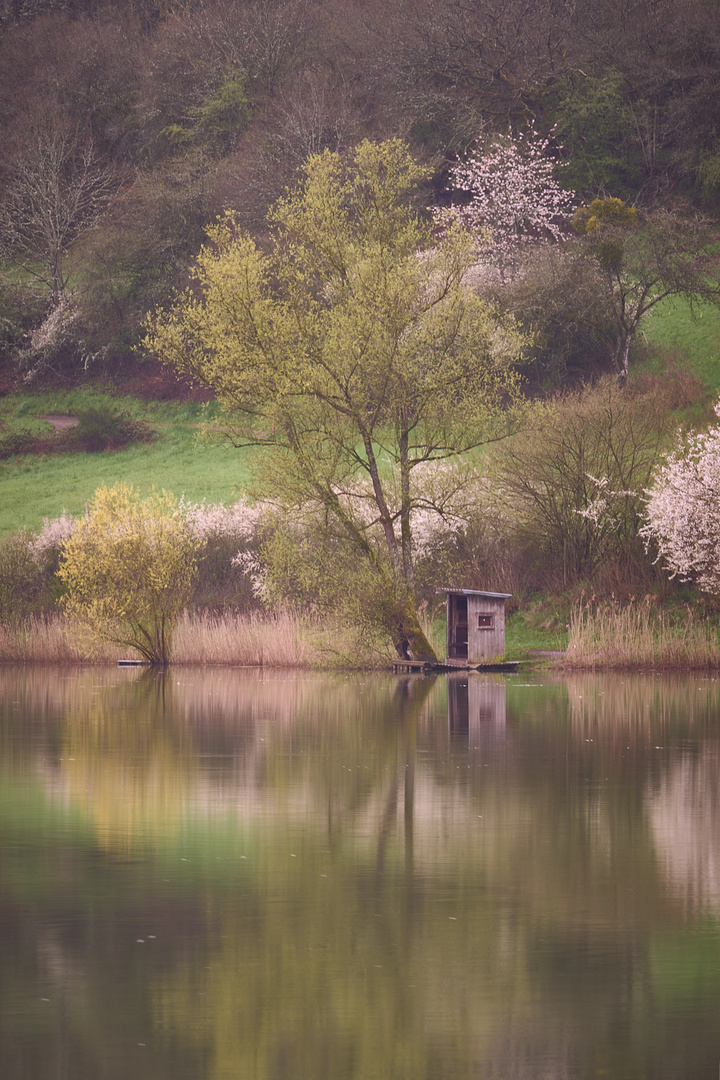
[435,661,520,673]
[391,660,520,674]
[391,660,431,673]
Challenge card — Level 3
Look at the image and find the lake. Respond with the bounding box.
[1,665,719,1080]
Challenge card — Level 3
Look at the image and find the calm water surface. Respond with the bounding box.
[1,666,720,1080]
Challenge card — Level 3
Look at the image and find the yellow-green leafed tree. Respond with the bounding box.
[145,139,526,662]
[58,484,199,666]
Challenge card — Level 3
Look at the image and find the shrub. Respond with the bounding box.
[491,244,613,388]
[183,497,269,612]
[71,403,151,452]
[488,380,672,592]
[643,400,720,597]
[0,530,44,620]
[58,484,200,665]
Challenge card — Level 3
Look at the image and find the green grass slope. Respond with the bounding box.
[641,296,720,392]
[1,293,719,538]
[0,393,250,535]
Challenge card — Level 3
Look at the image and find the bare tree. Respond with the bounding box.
[0,110,117,303]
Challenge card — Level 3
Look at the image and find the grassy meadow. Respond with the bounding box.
[0,391,251,535]
[1,297,719,536]
[642,296,720,394]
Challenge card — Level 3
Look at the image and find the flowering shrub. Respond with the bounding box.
[643,403,720,595]
[271,461,483,563]
[257,461,489,613]
[21,498,272,616]
[20,298,80,370]
[181,497,272,611]
[489,380,668,590]
[575,474,639,528]
[181,497,270,543]
[31,512,76,571]
[0,530,45,619]
[5,471,490,625]
[16,297,108,382]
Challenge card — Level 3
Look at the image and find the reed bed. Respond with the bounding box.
[0,610,388,668]
[172,610,328,667]
[565,603,720,670]
[0,614,122,663]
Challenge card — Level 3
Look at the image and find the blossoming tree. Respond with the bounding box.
[437,130,575,280]
[643,403,720,595]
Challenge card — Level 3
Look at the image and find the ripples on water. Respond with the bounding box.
[1,666,719,1080]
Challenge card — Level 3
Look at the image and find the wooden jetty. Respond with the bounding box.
[391,659,519,674]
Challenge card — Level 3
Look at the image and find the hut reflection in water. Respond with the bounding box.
[447,673,506,746]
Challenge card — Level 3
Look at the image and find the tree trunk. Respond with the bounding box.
[390,591,438,663]
[613,329,633,388]
[399,419,414,589]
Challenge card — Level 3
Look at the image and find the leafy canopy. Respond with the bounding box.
[572,198,720,384]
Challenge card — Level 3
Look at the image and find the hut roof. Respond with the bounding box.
[436,588,512,599]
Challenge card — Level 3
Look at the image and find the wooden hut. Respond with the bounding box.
[438,589,512,667]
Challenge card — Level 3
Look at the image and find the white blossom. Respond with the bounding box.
[436,129,575,280]
[642,402,720,595]
[30,511,76,563]
[181,496,270,543]
[576,474,638,528]
[230,549,269,601]
[327,460,485,558]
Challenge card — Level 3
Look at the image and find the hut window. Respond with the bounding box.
[477,613,494,630]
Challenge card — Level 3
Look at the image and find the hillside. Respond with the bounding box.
[1,0,720,392]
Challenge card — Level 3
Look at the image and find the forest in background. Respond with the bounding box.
[1,0,720,392]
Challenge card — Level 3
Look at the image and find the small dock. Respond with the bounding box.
[434,661,520,673]
[391,660,520,674]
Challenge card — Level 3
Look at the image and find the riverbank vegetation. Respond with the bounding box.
[3,367,720,669]
[146,139,528,662]
[0,609,374,668]
[3,0,720,667]
[565,601,720,671]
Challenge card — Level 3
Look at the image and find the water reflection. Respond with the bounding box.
[1,666,720,1080]
[446,673,506,745]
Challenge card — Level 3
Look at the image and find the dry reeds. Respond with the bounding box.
[0,610,389,668]
[0,614,122,663]
[172,610,327,667]
[565,602,720,670]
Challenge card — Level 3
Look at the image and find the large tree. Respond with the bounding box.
[145,139,525,661]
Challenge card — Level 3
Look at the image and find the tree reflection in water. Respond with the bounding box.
[1,667,720,1079]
